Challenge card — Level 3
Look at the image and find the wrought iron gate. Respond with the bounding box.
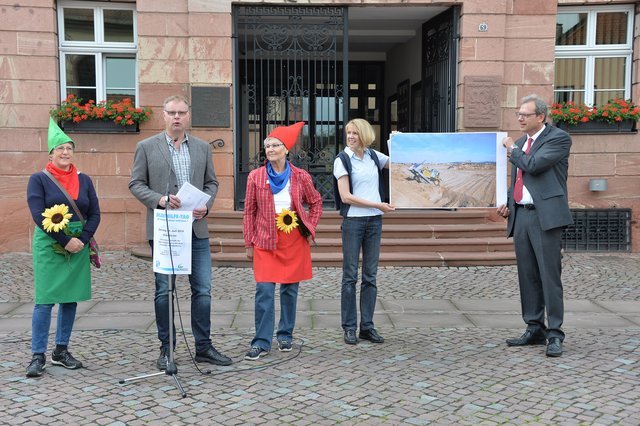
[421,8,458,132]
[233,5,348,209]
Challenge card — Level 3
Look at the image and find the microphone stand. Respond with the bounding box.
[120,143,187,398]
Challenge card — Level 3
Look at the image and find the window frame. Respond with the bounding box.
[57,0,139,105]
[554,4,634,106]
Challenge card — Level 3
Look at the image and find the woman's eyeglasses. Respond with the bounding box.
[264,143,284,150]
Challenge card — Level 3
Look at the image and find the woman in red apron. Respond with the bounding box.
[243,122,322,360]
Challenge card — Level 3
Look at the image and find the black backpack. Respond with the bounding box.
[334,150,385,217]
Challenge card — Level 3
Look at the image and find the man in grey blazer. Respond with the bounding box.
[129,95,232,369]
[497,94,573,357]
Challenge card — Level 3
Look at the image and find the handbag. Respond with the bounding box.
[42,170,102,268]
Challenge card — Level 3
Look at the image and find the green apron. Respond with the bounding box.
[32,221,91,304]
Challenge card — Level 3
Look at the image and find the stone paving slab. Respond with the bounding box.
[0,251,639,425]
[2,327,639,425]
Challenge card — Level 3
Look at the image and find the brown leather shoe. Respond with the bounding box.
[506,330,546,346]
[545,337,563,357]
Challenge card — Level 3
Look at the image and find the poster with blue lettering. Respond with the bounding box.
[153,209,193,274]
[388,132,508,208]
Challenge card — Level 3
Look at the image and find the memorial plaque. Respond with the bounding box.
[463,76,501,128]
[191,86,230,128]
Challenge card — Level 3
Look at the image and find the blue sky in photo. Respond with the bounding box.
[389,132,497,164]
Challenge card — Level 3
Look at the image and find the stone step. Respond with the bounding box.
[209,223,507,239]
[131,208,515,267]
[210,236,513,254]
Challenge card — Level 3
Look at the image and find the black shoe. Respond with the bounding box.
[26,353,46,377]
[156,347,169,370]
[344,329,358,345]
[506,330,547,346]
[51,349,83,369]
[277,340,292,352]
[244,346,269,360]
[546,337,563,357]
[359,328,385,343]
[195,346,233,366]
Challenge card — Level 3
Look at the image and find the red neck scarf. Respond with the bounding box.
[46,162,79,200]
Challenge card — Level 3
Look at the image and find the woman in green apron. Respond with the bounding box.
[25,119,100,377]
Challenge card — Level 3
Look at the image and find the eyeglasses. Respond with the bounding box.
[164,110,189,117]
[54,146,74,152]
[515,112,539,119]
[264,143,284,150]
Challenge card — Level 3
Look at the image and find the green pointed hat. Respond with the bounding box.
[47,117,74,153]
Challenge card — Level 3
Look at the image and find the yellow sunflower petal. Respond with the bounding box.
[275,208,299,234]
[41,204,71,233]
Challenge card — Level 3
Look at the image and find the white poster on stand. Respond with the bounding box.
[153,209,193,274]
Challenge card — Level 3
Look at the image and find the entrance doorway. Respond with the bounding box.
[233,5,457,209]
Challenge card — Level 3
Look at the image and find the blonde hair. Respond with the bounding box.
[345,118,375,149]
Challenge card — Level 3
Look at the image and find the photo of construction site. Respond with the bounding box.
[388,132,507,209]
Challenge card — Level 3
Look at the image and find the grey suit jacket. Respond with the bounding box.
[129,132,218,240]
[506,124,573,237]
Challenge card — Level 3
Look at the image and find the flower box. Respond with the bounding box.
[61,119,138,133]
[50,94,152,133]
[554,119,636,134]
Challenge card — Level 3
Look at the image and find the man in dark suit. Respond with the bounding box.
[497,94,573,357]
[129,95,232,369]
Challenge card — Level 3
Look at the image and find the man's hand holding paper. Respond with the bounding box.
[175,182,212,220]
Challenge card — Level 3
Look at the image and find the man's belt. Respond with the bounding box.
[516,204,536,210]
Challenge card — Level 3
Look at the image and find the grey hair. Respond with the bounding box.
[521,94,548,121]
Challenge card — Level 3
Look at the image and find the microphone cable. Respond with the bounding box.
[164,136,213,375]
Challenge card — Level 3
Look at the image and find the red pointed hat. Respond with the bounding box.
[267,122,305,150]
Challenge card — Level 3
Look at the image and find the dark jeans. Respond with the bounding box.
[340,215,382,331]
[151,236,212,352]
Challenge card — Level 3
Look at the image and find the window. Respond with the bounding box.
[554,5,633,106]
[57,1,137,105]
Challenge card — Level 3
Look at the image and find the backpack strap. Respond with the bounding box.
[337,151,352,217]
[336,149,386,217]
[368,149,386,203]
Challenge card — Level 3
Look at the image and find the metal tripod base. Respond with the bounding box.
[118,273,186,398]
[119,358,186,398]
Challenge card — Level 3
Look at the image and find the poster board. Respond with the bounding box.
[388,132,508,209]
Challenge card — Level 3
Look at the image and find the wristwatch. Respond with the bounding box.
[509,144,519,153]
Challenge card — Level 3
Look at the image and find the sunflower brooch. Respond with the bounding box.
[276,208,299,234]
[41,204,73,233]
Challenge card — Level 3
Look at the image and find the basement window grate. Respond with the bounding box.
[561,208,632,252]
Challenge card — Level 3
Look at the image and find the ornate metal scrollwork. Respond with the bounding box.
[209,139,225,149]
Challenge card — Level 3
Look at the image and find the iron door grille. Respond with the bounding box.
[561,208,632,252]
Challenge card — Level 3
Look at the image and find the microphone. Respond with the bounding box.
[164,137,177,208]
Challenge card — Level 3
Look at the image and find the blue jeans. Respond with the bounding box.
[151,236,212,352]
[251,282,299,351]
[340,215,382,331]
[31,303,77,354]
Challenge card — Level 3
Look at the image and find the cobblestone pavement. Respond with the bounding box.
[1,252,639,425]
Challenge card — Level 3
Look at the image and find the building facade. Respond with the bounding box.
[1,0,639,253]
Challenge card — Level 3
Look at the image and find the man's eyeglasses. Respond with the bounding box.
[164,110,189,117]
[515,112,539,119]
[264,143,284,150]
